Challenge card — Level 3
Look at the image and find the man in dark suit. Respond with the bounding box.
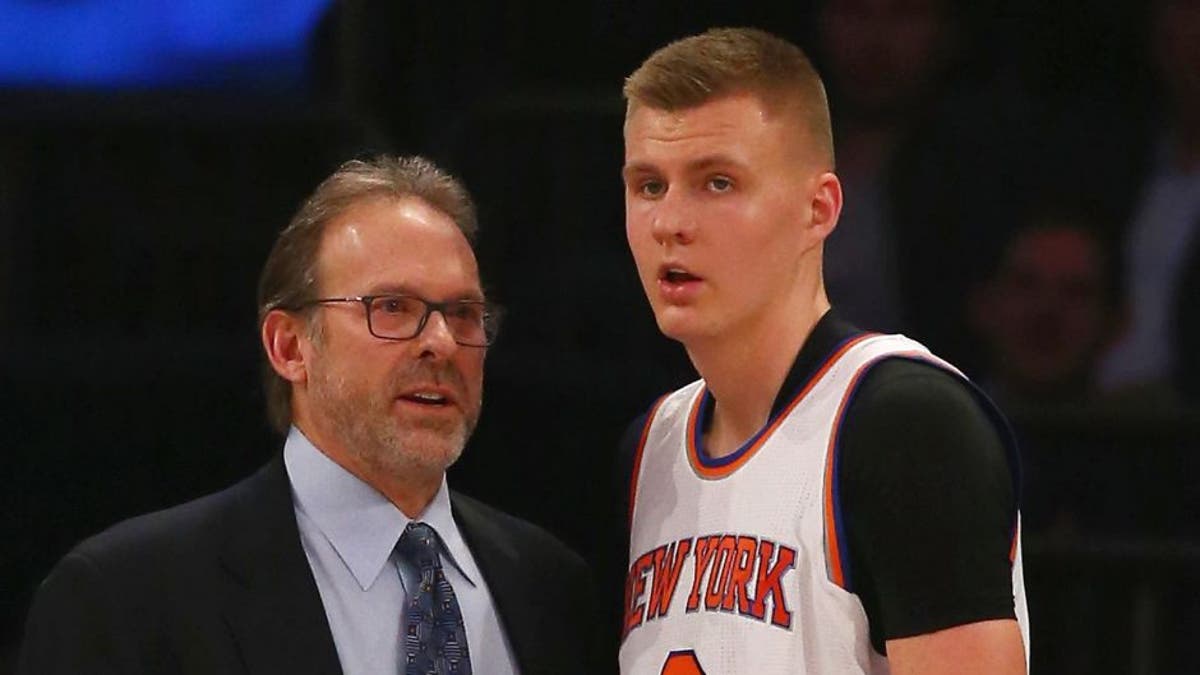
[18,155,599,675]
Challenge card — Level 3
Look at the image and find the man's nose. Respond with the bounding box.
[416,310,458,359]
[649,195,696,245]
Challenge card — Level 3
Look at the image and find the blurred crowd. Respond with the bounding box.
[815,0,1199,414]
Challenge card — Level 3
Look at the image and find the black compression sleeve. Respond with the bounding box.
[839,359,1018,653]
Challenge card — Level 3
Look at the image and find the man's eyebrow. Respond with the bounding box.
[364,283,416,296]
[622,161,658,178]
[366,284,486,303]
[687,154,743,172]
[622,154,744,178]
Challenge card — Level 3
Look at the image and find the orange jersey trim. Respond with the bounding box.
[628,394,670,529]
[687,333,878,481]
[823,350,930,590]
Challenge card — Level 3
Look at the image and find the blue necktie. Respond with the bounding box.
[397,522,473,675]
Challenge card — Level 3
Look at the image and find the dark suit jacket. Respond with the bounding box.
[18,456,602,674]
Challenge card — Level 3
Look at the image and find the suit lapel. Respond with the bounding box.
[218,457,344,675]
[452,493,549,675]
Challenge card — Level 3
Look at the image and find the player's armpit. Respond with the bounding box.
[885,619,1026,675]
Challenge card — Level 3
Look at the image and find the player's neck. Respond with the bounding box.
[688,296,830,461]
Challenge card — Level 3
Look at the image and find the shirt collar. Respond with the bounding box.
[415,476,479,590]
[283,427,477,590]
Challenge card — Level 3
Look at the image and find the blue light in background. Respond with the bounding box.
[0,0,333,89]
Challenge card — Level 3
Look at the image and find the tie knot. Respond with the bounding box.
[397,522,441,568]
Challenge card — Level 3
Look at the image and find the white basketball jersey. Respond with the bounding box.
[619,334,1030,674]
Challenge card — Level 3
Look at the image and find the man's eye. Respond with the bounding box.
[708,176,733,192]
[377,297,418,315]
[639,180,666,197]
[448,304,484,322]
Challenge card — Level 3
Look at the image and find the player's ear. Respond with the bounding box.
[808,171,842,241]
[262,308,312,385]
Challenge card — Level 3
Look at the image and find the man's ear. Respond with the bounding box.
[808,171,843,242]
[261,309,311,385]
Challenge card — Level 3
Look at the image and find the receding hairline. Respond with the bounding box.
[310,193,480,293]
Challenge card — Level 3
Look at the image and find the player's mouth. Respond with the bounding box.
[659,262,703,282]
[657,263,704,303]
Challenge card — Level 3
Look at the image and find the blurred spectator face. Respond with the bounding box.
[818,0,956,119]
[974,225,1118,398]
[1153,0,1200,115]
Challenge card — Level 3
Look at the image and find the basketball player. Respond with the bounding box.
[618,28,1029,674]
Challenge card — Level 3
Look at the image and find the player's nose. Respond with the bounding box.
[649,199,696,245]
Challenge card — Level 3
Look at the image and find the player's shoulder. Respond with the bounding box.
[619,379,705,453]
[841,352,1017,474]
[853,355,977,410]
[642,379,705,426]
[836,331,993,420]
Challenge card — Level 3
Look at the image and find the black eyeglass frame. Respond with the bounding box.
[283,294,502,347]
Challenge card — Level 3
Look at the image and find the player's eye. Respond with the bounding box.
[638,179,666,198]
[707,176,733,193]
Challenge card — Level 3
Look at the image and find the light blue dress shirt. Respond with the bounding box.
[283,427,519,675]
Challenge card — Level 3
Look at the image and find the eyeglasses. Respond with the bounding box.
[287,294,501,347]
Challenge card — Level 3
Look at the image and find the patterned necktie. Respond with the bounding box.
[396,522,473,675]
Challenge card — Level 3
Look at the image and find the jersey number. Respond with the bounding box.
[661,650,706,675]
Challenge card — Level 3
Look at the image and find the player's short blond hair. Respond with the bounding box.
[623,27,834,168]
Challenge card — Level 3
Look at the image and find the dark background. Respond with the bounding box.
[3,1,1199,673]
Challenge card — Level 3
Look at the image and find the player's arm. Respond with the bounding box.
[886,620,1026,675]
[840,359,1025,674]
